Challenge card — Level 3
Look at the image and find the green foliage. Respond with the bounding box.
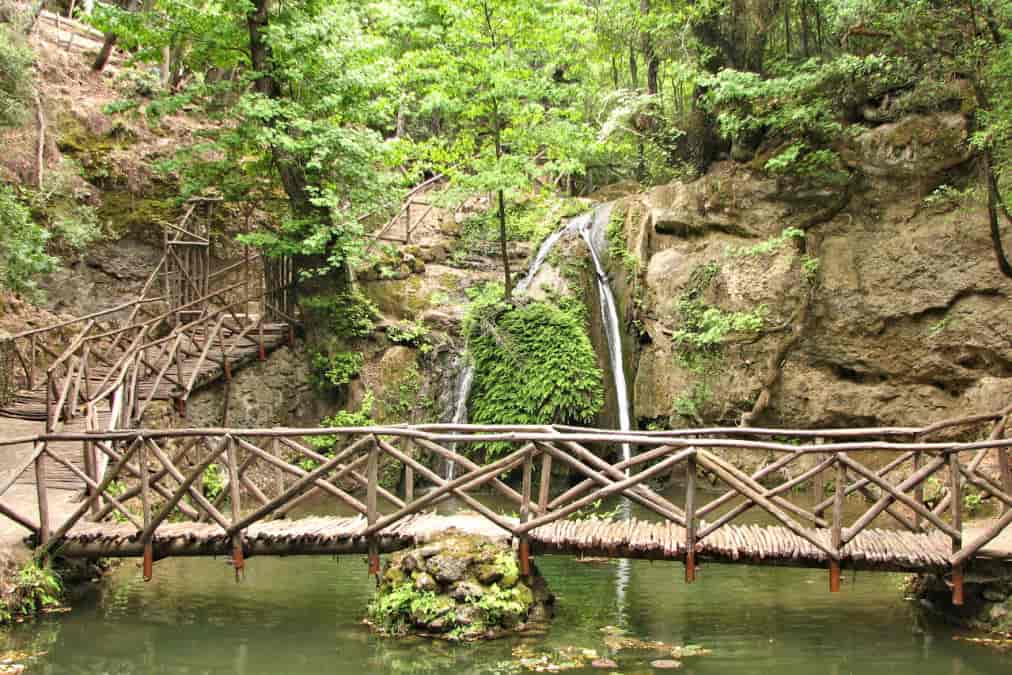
[380,364,428,421]
[307,393,377,455]
[606,206,639,278]
[301,290,378,339]
[0,186,57,296]
[202,464,225,501]
[964,490,985,515]
[465,286,604,458]
[49,203,103,253]
[727,227,805,258]
[670,298,767,362]
[492,551,520,588]
[801,255,821,282]
[1,562,62,624]
[673,381,713,423]
[700,56,900,183]
[367,582,450,636]
[311,350,364,390]
[386,320,429,348]
[923,184,977,210]
[570,498,623,522]
[0,26,32,128]
[474,584,528,625]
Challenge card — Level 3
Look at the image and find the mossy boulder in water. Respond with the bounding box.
[367,534,553,640]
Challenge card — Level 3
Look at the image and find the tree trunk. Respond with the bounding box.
[784,0,792,56]
[985,154,1012,278]
[34,90,45,189]
[628,45,638,88]
[641,0,659,95]
[492,98,512,303]
[246,0,313,216]
[92,0,140,71]
[498,189,512,303]
[161,44,172,88]
[92,34,118,70]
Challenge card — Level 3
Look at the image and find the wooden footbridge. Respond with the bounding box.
[1,411,1011,605]
[0,200,296,476]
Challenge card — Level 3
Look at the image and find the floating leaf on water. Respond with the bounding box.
[509,645,598,672]
[590,658,619,669]
[603,635,670,652]
[650,659,683,669]
[671,644,713,658]
[953,636,1012,652]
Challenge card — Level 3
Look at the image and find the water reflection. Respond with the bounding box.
[1,488,1006,674]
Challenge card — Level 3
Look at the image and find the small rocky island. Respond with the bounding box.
[367,534,553,640]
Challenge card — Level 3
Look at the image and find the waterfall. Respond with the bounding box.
[514,219,580,294]
[577,203,633,468]
[447,204,634,476]
[446,363,474,480]
[446,221,579,479]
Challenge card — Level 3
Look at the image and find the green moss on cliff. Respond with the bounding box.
[464,284,604,458]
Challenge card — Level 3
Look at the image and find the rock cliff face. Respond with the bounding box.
[624,112,1011,433]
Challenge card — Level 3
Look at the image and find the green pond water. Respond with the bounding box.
[2,491,1008,674]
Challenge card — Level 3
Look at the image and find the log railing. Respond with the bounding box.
[2,198,297,428]
[0,256,167,410]
[36,230,295,430]
[43,276,293,429]
[1,411,1009,601]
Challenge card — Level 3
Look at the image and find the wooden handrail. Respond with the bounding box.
[0,418,1001,598]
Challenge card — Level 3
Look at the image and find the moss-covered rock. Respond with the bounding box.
[367,534,553,640]
[908,573,1012,636]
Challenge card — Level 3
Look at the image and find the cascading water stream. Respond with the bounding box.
[447,204,634,480]
[577,203,633,468]
[445,365,474,480]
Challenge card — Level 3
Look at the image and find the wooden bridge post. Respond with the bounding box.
[830,457,845,593]
[258,319,266,361]
[404,202,412,244]
[28,334,37,389]
[813,438,826,518]
[367,437,380,576]
[130,350,142,426]
[226,435,245,581]
[140,438,153,581]
[913,448,924,530]
[998,440,1012,516]
[538,451,552,513]
[271,436,284,498]
[34,443,50,550]
[518,446,534,577]
[684,451,697,583]
[85,407,101,518]
[949,452,964,606]
[403,440,414,504]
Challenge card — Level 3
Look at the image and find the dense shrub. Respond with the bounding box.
[0,186,57,295]
[0,25,33,128]
[465,285,604,457]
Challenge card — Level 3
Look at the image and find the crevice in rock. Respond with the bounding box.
[827,363,888,386]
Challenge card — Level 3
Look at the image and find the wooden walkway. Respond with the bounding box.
[1,419,1010,601]
[0,201,296,544]
[55,513,960,573]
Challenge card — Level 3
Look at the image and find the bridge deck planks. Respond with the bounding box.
[56,513,963,572]
[0,322,290,491]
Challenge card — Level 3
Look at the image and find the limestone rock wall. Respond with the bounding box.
[624,112,1012,433]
